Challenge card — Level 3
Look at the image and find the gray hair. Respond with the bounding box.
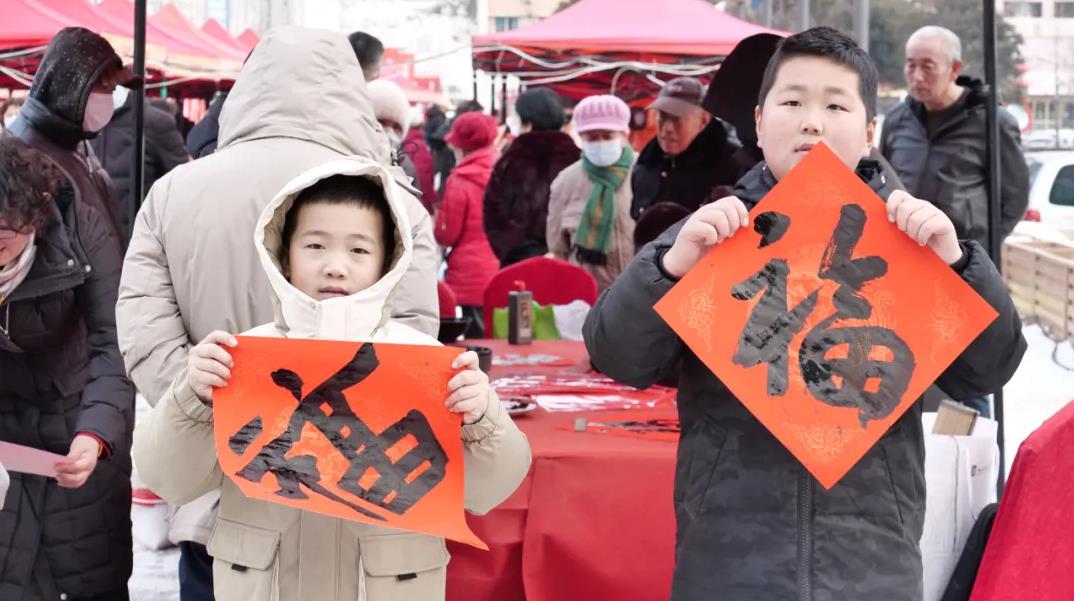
[907,26,962,64]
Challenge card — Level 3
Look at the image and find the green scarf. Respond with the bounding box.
[572,145,634,265]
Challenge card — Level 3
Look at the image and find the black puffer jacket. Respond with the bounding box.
[185,91,227,159]
[483,130,579,265]
[6,27,129,249]
[630,118,749,219]
[90,94,189,229]
[584,161,1027,601]
[0,184,135,599]
[880,77,1030,250]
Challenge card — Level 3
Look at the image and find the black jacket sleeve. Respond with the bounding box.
[582,220,687,389]
[74,202,136,452]
[998,110,1030,238]
[149,111,190,176]
[934,241,1027,400]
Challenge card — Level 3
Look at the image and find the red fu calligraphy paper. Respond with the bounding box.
[213,336,486,548]
[654,142,999,489]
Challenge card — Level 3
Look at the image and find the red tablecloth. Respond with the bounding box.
[446,340,677,601]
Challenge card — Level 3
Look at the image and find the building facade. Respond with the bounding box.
[999,0,1074,136]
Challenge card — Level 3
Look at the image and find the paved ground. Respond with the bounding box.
[128,324,1074,600]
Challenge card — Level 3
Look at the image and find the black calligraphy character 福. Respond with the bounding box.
[730,204,916,426]
[231,343,448,519]
[798,204,915,426]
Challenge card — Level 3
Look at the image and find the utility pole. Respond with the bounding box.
[799,0,809,31]
[853,0,870,52]
[765,0,773,27]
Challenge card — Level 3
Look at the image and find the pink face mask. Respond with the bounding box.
[82,92,115,133]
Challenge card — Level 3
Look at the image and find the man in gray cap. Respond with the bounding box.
[631,76,746,220]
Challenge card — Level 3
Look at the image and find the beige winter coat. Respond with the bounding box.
[132,157,531,601]
[546,159,636,291]
[116,27,440,545]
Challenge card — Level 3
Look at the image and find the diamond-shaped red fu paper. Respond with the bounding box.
[655,142,998,489]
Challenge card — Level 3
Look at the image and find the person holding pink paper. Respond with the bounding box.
[0,133,134,599]
[133,156,530,601]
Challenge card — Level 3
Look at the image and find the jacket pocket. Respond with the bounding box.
[674,414,727,520]
[360,532,451,600]
[207,518,281,601]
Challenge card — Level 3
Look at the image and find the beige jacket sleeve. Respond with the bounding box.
[132,372,223,506]
[116,178,191,407]
[392,207,440,337]
[460,391,531,515]
[546,172,571,260]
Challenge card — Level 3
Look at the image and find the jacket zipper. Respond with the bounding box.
[797,467,813,601]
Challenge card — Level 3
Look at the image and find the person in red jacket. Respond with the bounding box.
[435,112,500,338]
[403,109,439,212]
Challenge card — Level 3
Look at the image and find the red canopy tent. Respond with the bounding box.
[471,0,783,103]
[238,29,260,51]
[150,3,245,63]
[0,0,244,87]
[0,0,76,51]
[202,18,252,55]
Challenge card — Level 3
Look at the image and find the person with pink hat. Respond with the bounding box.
[434,111,501,337]
[546,94,636,291]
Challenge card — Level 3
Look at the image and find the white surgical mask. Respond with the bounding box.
[583,139,624,167]
[2,113,16,128]
[112,86,130,110]
[386,129,403,149]
[82,92,115,132]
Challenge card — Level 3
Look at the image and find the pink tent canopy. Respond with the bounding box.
[201,18,250,55]
[473,0,782,57]
[150,3,245,62]
[238,29,260,50]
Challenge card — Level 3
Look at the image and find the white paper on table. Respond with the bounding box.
[0,441,62,478]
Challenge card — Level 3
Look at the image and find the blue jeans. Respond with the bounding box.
[179,542,215,601]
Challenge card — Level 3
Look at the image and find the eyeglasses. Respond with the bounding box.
[0,228,28,240]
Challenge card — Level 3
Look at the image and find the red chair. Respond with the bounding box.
[482,256,598,336]
[437,281,458,318]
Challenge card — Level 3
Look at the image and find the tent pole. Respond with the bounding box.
[131,0,146,243]
[500,76,507,123]
[489,75,496,116]
[982,0,1006,497]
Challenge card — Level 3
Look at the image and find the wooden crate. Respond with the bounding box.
[1003,237,1074,343]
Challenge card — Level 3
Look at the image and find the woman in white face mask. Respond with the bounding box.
[4,26,141,249]
[545,94,637,291]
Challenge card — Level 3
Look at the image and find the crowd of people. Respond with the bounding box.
[0,16,1032,601]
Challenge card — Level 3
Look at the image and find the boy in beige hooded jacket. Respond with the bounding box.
[132,157,531,601]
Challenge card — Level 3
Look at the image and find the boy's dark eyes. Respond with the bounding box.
[828,104,848,112]
[350,248,369,255]
[305,243,325,250]
[781,100,801,107]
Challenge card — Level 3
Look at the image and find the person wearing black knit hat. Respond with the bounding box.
[514,87,566,132]
[483,88,579,265]
[7,27,142,250]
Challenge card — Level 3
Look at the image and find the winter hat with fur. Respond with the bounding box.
[367,79,410,136]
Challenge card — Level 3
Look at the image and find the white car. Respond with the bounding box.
[1024,150,1074,227]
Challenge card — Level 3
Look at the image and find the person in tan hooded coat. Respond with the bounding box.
[115,26,441,592]
[132,156,531,600]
